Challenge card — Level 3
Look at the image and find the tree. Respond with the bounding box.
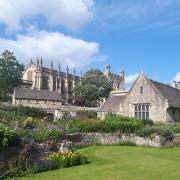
[73,69,112,107]
[0,50,23,101]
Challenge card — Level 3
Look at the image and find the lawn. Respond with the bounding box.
[17,146,180,180]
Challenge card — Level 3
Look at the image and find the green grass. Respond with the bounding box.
[16,146,180,180]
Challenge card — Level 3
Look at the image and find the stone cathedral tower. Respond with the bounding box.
[104,64,125,90]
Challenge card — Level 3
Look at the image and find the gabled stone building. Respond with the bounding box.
[99,73,180,123]
[13,87,64,109]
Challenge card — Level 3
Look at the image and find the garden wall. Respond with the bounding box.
[66,133,180,148]
[66,133,162,147]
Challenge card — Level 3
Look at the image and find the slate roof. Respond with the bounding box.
[150,80,180,108]
[100,95,126,112]
[14,88,63,102]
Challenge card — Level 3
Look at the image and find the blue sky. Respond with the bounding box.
[0,0,180,86]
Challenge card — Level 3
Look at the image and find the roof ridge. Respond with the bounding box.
[150,79,180,92]
[100,94,114,109]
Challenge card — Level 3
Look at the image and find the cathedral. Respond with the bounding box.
[13,58,125,107]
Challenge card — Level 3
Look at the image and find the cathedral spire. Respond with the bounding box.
[37,57,39,64]
[66,65,69,76]
[58,63,61,75]
[51,61,53,73]
[30,59,33,65]
[74,67,76,77]
[80,69,83,84]
[36,57,40,70]
[40,57,43,67]
[58,62,62,94]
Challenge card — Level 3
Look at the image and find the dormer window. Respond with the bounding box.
[140,86,143,94]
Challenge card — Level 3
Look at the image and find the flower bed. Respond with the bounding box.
[47,151,89,168]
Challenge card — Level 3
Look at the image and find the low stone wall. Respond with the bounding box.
[54,106,98,119]
[65,133,180,148]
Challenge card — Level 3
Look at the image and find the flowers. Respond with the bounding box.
[47,151,88,168]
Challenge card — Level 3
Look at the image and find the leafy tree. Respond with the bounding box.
[73,69,112,107]
[0,50,23,101]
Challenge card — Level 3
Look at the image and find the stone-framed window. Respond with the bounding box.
[134,104,149,120]
[42,76,48,89]
[140,86,143,94]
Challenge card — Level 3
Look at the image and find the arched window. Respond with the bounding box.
[42,76,48,89]
[68,81,73,94]
[61,79,65,93]
[53,78,56,91]
[27,71,33,81]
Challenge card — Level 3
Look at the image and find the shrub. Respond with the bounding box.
[31,159,56,174]
[165,123,180,134]
[31,129,63,142]
[65,118,142,134]
[0,109,22,122]
[0,140,43,179]
[105,115,153,126]
[23,117,36,129]
[136,126,174,140]
[76,110,97,120]
[0,123,21,150]
[0,106,47,119]
[11,106,47,118]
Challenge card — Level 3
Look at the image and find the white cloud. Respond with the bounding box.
[173,72,180,82]
[0,30,103,69]
[125,73,139,89]
[0,0,94,31]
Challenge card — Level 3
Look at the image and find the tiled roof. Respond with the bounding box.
[150,80,180,108]
[14,88,63,102]
[100,94,126,112]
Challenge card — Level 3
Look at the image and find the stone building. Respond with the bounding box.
[98,73,180,123]
[22,58,83,104]
[13,87,63,109]
[13,58,124,108]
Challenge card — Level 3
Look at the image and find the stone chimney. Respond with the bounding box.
[172,80,180,90]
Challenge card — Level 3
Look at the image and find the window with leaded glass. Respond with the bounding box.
[134,104,150,120]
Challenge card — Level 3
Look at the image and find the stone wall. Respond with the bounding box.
[65,133,180,147]
[54,107,98,119]
[14,99,62,109]
[65,133,162,147]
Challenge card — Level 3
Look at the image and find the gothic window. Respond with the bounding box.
[68,81,73,94]
[134,104,149,120]
[42,77,48,89]
[53,78,56,91]
[27,71,33,81]
[61,79,65,93]
[140,86,143,94]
